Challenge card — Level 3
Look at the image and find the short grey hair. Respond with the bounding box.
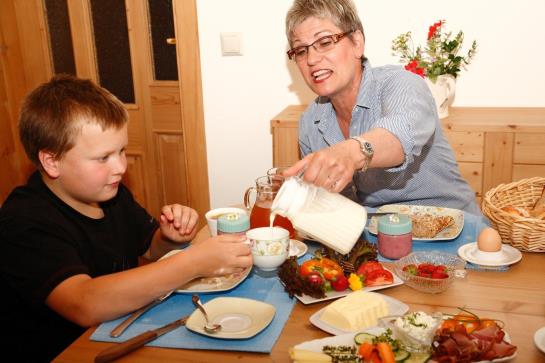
[285,0,364,47]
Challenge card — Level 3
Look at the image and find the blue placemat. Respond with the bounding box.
[91,269,296,352]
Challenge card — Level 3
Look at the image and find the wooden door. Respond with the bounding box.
[0,0,210,224]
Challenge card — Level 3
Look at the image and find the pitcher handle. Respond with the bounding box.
[244,187,256,210]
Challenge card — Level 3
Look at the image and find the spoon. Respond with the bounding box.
[191,294,221,333]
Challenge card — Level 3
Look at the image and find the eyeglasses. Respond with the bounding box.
[287,30,354,61]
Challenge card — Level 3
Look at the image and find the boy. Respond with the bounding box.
[0,75,252,362]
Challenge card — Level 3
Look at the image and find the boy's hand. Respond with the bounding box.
[159,204,198,242]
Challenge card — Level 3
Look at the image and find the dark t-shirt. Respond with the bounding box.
[0,171,158,362]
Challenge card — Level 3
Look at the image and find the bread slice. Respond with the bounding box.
[411,214,455,238]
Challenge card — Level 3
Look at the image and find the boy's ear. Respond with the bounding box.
[38,150,60,178]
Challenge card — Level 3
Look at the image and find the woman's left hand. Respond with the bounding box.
[159,204,199,242]
[284,139,361,193]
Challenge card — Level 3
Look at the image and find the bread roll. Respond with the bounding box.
[502,205,530,217]
[529,208,545,220]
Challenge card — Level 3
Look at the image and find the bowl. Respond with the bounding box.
[246,227,290,271]
[379,312,443,352]
[205,207,248,236]
[393,251,466,294]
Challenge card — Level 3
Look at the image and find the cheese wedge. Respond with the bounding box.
[320,291,389,332]
[289,347,332,362]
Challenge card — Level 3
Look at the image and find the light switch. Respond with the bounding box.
[220,32,243,56]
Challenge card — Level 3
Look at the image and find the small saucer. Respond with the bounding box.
[186,297,275,339]
[289,239,308,258]
[458,242,522,267]
[534,326,545,353]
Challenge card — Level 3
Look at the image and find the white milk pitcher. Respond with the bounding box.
[270,177,367,255]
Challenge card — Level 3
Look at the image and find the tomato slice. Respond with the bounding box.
[356,261,384,277]
[331,274,349,291]
[306,271,324,286]
[365,269,393,286]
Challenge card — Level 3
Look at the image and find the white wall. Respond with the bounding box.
[196,0,545,208]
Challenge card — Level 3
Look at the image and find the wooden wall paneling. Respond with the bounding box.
[13,0,52,88]
[155,132,189,206]
[0,60,21,201]
[122,153,146,206]
[149,85,182,130]
[483,132,514,194]
[512,165,545,181]
[443,131,484,162]
[66,0,97,80]
[173,0,210,225]
[457,162,483,202]
[0,0,33,193]
[271,121,300,167]
[513,133,545,165]
[122,0,161,217]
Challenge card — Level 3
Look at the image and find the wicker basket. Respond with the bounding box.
[481,177,545,252]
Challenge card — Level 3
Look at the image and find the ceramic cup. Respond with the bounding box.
[205,207,248,236]
[246,227,289,271]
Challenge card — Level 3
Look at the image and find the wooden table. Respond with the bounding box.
[54,226,545,362]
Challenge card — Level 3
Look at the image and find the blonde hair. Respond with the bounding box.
[285,0,364,47]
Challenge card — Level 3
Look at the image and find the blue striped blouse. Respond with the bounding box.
[298,60,481,215]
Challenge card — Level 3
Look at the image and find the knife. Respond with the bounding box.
[95,315,189,363]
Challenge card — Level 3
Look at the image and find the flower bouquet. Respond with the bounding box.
[391,20,477,82]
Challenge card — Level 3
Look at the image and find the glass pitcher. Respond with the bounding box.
[244,175,295,238]
[270,177,367,255]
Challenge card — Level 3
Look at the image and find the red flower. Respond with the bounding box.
[404,59,426,77]
[427,20,443,40]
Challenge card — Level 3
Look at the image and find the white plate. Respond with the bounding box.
[534,326,545,353]
[159,250,251,293]
[458,243,522,267]
[295,326,517,362]
[186,297,275,339]
[309,293,409,335]
[289,239,308,258]
[295,267,403,305]
[367,204,464,241]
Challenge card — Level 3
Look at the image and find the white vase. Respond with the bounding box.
[425,75,456,119]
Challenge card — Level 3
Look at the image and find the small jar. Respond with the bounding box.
[377,214,412,259]
[217,212,250,236]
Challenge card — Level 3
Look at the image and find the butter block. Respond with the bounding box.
[320,291,389,332]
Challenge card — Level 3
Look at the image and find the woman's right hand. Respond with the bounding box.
[283,139,362,192]
[190,234,252,277]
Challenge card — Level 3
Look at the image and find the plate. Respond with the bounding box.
[295,326,517,362]
[458,243,522,267]
[367,204,464,241]
[309,293,409,335]
[185,297,275,339]
[159,250,252,293]
[289,239,308,258]
[294,267,403,305]
[534,326,545,353]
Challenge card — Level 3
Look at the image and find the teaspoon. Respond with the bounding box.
[191,294,221,334]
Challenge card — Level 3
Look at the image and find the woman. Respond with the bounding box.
[282,0,481,215]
